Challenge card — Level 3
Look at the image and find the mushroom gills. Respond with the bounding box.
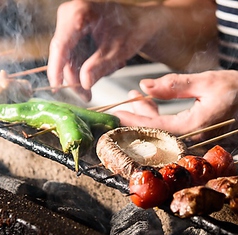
[123,139,159,165]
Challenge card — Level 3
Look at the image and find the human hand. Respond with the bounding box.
[114,70,238,141]
[47,0,162,101]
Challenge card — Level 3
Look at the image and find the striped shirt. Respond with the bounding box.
[216,0,238,69]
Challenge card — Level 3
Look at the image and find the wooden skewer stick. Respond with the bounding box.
[7,65,81,92]
[0,49,15,57]
[188,128,238,150]
[88,95,153,112]
[22,127,56,139]
[8,65,48,78]
[6,65,154,113]
[32,83,82,92]
[34,89,153,113]
[178,118,236,140]
[0,122,22,128]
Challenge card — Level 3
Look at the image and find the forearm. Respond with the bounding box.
[140,0,218,71]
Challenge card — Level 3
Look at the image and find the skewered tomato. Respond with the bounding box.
[129,166,169,209]
[159,163,192,195]
[203,145,237,177]
[177,155,216,186]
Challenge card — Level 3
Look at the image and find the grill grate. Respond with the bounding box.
[0,122,237,235]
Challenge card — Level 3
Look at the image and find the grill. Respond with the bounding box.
[0,121,238,235]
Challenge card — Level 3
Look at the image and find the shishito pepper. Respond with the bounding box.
[0,101,94,172]
[29,98,121,133]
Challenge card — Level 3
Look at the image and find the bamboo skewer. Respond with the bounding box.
[8,65,48,78]
[0,50,15,57]
[179,118,236,140]
[22,127,56,139]
[6,65,154,112]
[7,66,153,111]
[35,88,152,112]
[179,118,238,150]
[188,128,238,150]
[6,66,152,112]
[88,95,153,112]
[32,83,82,92]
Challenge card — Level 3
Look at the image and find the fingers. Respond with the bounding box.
[47,37,66,88]
[129,90,158,116]
[47,1,92,88]
[79,48,126,89]
[113,89,160,128]
[114,102,208,138]
[47,0,127,93]
[113,83,217,137]
[63,63,92,102]
[139,72,214,100]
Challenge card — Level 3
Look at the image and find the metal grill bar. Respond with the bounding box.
[0,122,129,194]
[0,123,238,235]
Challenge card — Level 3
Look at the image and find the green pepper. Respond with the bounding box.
[0,101,94,172]
[29,98,121,134]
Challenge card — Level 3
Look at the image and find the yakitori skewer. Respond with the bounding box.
[188,128,238,150]
[7,65,153,112]
[177,118,238,149]
[88,95,153,112]
[0,50,15,57]
[32,83,82,92]
[179,118,236,140]
[34,86,152,112]
[8,65,48,78]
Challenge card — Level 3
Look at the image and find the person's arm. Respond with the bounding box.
[140,0,218,71]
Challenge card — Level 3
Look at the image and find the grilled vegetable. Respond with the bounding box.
[177,155,216,186]
[29,98,121,134]
[96,126,187,179]
[129,166,169,209]
[159,163,192,195]
[203,145,237,177]
[0,101,94,172]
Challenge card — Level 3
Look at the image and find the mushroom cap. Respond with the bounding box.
[96,126,187,179]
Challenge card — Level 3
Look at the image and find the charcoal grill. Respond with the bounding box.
[0,122,238,235]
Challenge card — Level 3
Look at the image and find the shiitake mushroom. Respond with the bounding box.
[96,126,187,179]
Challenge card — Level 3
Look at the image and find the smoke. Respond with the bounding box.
[0,0,65,64]
[185,41,219,73]
[0,1,65,90]
[0,0,66,38]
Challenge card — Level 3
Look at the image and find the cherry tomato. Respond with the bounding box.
[129,166,169,209]
[177,155,216,186]
[159,163,192,195]
[203,145,237,177]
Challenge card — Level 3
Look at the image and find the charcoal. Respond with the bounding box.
[110,203,163,235]
[0,188,101,235]
[42,180,112,234]
[0,174,46,199]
